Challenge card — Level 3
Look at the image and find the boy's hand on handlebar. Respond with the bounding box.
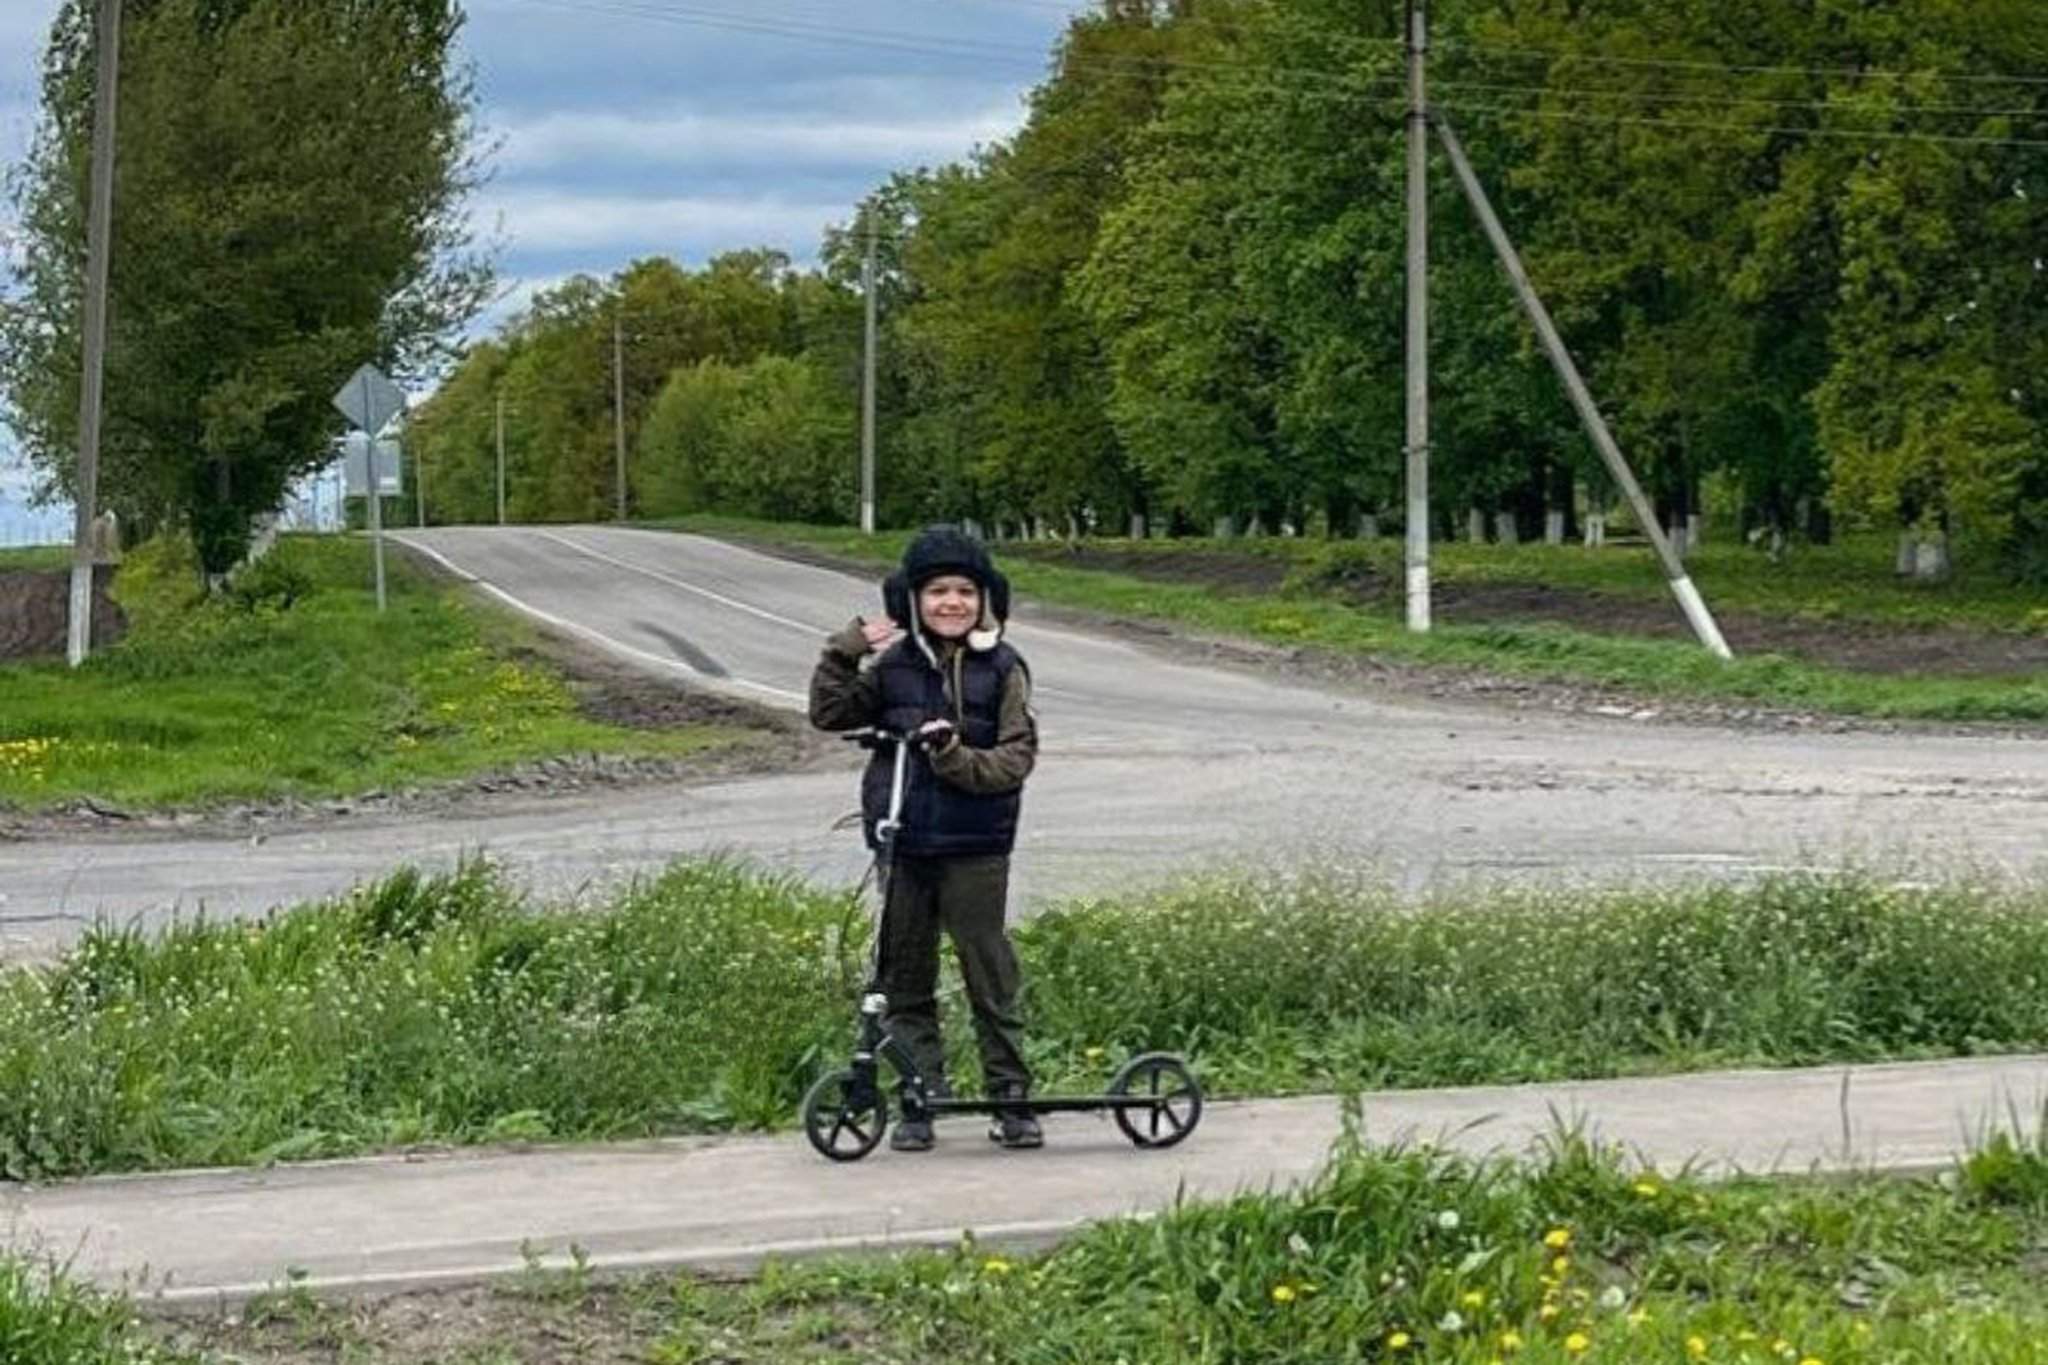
[915,718,958,753]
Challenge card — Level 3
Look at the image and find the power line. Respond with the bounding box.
[1429,77,2046,121]
[506,0,2048,153]
[1442,39,2048,89]
[510,0,1405,95]
[1435,98,2048,151]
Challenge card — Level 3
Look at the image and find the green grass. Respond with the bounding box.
[6,859,2046,1181]
[0,534,745,810]
[652,516,2048,722]
[0,544,72,572]
[0,1256,197,1364]
[172,1136,2048,1363]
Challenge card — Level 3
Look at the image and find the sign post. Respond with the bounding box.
[332,362,406,612]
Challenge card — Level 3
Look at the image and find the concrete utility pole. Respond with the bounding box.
[66,0,122,669]
[1434,118,1733,659]
[1402,0,1431,633]
[495,388,507,526]
[859,222,879,535]
[612,312,628,522]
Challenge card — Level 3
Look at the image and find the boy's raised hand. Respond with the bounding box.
[859,616,902,652]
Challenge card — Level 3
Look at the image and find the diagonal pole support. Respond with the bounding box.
[1434,115,1733,660]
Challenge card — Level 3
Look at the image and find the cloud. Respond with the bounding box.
[478,188,854,257]
[496,105,1019,176]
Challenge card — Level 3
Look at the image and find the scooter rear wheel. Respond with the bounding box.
[1108,1052,1202,1150]
[802,1069,887,1162]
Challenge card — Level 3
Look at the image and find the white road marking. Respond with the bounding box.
[537,528,832,635]
[393,534,807,707]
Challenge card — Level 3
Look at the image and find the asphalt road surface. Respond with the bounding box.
[3,526,2042,955]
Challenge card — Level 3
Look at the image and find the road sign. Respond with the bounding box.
[332,363,406,437]
[340,432,404,496]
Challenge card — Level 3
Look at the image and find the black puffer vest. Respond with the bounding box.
[861,637,1024,857]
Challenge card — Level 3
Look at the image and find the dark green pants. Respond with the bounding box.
[879,853,1031,1094]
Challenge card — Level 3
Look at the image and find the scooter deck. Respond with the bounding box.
[913,1094,1182,1116]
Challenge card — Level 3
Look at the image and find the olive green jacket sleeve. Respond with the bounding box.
[929,660,1037,796]
[808,617,882,731]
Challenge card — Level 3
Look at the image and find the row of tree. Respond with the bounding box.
[8,2,2042,580]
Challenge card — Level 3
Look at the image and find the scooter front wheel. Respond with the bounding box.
[802,1069,888,1162]
[1108,1052,1202,1150]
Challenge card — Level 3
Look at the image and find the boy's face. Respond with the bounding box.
[917,574,981,640]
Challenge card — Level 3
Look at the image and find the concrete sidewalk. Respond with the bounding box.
[5,1055,2042,1306]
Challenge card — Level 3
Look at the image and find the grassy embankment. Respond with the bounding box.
[155,1132,2048,1363]
[2,858,2043,1180]
[0,535,748,810]
[650,516,2048,723]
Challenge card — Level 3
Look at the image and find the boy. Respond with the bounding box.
[809,524,1042,1151]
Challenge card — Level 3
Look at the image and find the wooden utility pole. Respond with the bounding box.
[1435,118,1733,659]
[1402,0,1431,633]
[860,222,878,535]
[67,0,122,668]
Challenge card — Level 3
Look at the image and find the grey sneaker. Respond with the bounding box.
[987,1086,1043,1149]
[890,1117,935,1152]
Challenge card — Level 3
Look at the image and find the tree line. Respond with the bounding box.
[9,2,2043,582]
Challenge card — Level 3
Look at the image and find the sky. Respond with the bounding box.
[0,0,1089,544]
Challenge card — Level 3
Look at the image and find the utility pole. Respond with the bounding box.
[495,388,507,526]
[612,311,628,522]
[414,433,426,528]
[1435,117,1732,659]
[66,0,121,669]
[859,221,879,535]
[1402,0,1431,633]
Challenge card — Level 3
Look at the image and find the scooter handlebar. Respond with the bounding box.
[840,725,950,754]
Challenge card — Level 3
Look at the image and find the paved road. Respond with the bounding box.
[2,525,2043,953]
[9,1054,2043,1302]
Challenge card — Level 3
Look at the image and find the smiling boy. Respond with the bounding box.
[808,525,1042,1151]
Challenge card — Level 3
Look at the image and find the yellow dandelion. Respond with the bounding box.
[1499,1331,1525,1352]
[1544,1228,1573,1250]
[1387,1330,1411,1350]
[981,1258,1012,1275]
[1686,1336,1709,1359]
[1270,1284,1296,1304]
[1552,1256,1571,1275]
[1632,1180,1662,1198]
[1628,1309,1652,1328]
[1461,1289,1488,1309]
[1564,1331,1591,1354]
[1538,1304,1561,1322]
[1084,1046,1107,1062]
[1798,1358,1824,1365]
[1771,1340,1791,1356]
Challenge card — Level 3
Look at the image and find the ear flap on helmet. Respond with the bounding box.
[882,570,912,629]
[987,568,1011,624]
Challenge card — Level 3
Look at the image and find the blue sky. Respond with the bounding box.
[1,0,1088,542]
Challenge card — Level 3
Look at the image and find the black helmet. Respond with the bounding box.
[882,524,1011,650]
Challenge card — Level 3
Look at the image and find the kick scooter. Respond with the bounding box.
[800,726,1203,1161]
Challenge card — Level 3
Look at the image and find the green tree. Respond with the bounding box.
[638,354,854,523]
[0,0,492,575]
